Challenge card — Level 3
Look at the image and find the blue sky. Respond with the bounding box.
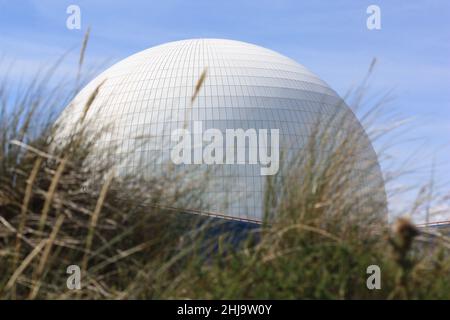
[1,0,449,222]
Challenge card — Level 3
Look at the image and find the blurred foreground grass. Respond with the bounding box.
[0,41,449,299]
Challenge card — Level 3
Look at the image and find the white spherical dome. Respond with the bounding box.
[59,38,385,222]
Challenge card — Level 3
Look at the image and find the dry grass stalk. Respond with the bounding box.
[28,214,65,299]
[82,169,115,272]
[38,157,68,233]
[4,240,47,293]
[13,156,43,273]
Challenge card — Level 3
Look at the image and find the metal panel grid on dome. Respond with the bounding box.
[57,39,385,222]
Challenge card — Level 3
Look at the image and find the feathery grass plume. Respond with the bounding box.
[184,67,207,128]
[79,27,91,69]
[79,78,106,125]
[76,27,91,89]
[191,68,207,104]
